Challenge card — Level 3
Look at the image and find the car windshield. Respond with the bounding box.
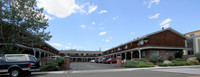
[7,55,27,61]
[29,56,37,62]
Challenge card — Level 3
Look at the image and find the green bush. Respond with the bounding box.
[158,58,166,63]
[124,61,138,68]
[138,58,148,63]
[175,58,185,61]
[149,53,158,64]
[170,60,188,66]
[40,57,64,71]
[175,51,184,58]
[158,63,169,66]
[195,52,200,62]
[138,62,154,67]
[168,56,173,61]
[187,61,199,65]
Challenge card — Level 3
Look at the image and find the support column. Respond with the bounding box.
[33,49,36,57]
[116,54,117,58]
[131,51,133,60]
[39,51,41,60]
[139,49,141,59]
[44,53,46,58]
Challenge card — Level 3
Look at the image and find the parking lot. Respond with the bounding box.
[70,62,123,70]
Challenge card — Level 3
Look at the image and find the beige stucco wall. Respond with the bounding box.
[195,37,200,53]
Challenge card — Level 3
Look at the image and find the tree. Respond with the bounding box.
[149,53,158,64]
[0,0,52,53]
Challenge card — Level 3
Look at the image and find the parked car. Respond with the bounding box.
[0,54,40,77]
[89,59,95,63]
[102,57,110,63]
[98,58,103,63]
[106,58,117,64]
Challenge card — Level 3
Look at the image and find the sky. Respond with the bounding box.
[36,0,200,51]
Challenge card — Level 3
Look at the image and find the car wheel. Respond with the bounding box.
[23,71,31,76]
[9,68,21,77]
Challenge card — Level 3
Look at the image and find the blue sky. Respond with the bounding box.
[37,0,200,51]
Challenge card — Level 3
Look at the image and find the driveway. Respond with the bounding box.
[70,62,123,70]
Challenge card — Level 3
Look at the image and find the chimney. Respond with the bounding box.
[162,27,164,30]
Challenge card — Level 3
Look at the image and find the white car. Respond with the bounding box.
[89,60,95,63]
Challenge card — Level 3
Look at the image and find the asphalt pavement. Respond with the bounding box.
[1,62,200,77]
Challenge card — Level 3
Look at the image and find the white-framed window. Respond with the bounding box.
[117,48,121,51]
[142,52,146,57]
[124,45,128,49]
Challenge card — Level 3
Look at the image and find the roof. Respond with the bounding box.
[105,28,188,51]
[184,30,200,35]
[59,50,102,54]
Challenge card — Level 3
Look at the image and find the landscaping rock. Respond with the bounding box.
[187,57,199,63]
[163,60,171,64]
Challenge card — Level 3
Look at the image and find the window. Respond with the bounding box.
[117,48,121,51]
[166,52,169,55]
[124,45,128,49]
[190,34,195,37]
[0,56,2,60]
[111,50,114,52]
[84,53,86,56]
[29,56,37,62]
[142,52,146,57]
[6,55,27,61]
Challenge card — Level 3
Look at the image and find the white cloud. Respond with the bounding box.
[148,0,160,8]
[80,25,87,28]
[130,32,136,35]
[149,13,160,19]
[99,32,107,35]
[98,10,107,14]
[160,18,172,26]
[112,16,119,20]
[98,27,104,30]
[102,37,112,43]
[65,46,71,49]
[37,0,97,18]
[92,21,95,25]
[68,43,71,45]
[88,4,97,14]
[161,24,170,28]
[37,0,81,18]
[50,43,62,46]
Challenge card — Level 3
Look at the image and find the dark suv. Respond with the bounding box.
[0,54,40,77]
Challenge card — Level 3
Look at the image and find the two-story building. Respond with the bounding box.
[103,28,190,60]
[184,30,200,55]
[59,50,102,62]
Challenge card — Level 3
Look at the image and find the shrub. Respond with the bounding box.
[158,63,169,66]
[149,53,158,64]
[170,60,188,66]
[138,58,148,63]
[138,62,154,67]
[175,58,185,61]
[124,61,138,68]
[195,52,200,62]
[175,51,184,58]
[168,56,173,61]
[40,57,64,71]
[187,61,199,65]
[158,58,166,63]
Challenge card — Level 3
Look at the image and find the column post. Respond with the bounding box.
[138,49,141,59]
[39,51,41,60]
[131,51,133,60]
